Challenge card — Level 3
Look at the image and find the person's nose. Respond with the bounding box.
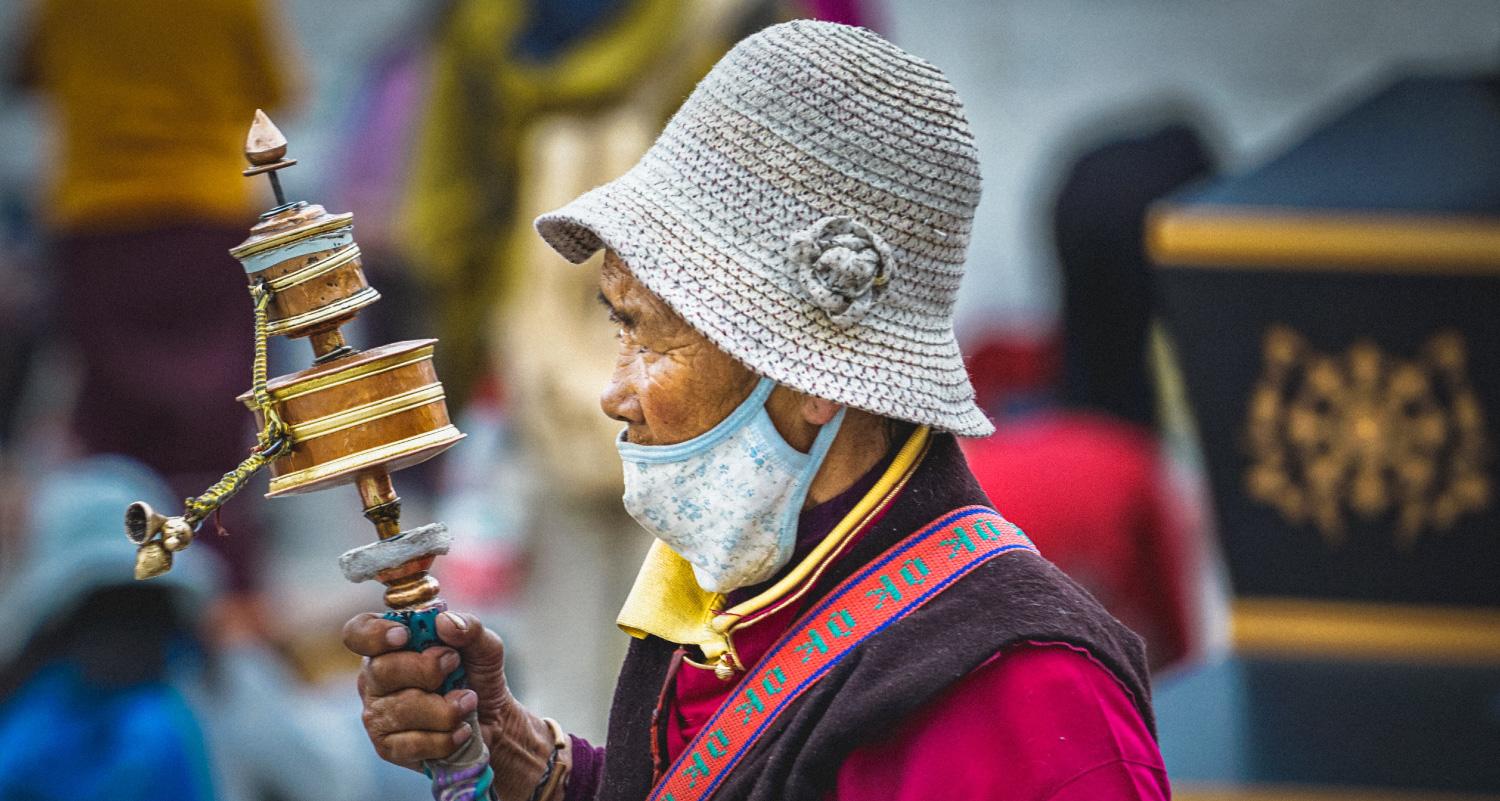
[599,366,642,426]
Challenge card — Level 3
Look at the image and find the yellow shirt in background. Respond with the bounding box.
[27,0,292,230]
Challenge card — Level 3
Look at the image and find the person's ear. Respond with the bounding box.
[801,395,842,426]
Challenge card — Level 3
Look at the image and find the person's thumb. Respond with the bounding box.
[434,610,511,709]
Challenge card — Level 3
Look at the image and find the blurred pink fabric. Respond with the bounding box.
[808,0,877,29]
[962,413,1198,670]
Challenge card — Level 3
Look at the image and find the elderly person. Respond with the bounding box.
[344,20,1168,801]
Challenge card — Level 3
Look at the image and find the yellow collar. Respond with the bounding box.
[615,425,931,676]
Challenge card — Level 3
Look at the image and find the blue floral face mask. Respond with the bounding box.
[616,377,846,593]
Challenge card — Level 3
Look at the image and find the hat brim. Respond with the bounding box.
[536,170,994,438]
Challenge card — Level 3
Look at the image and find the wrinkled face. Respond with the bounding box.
[597,251,760,446]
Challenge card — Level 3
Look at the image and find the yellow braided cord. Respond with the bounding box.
[182,281,290,526]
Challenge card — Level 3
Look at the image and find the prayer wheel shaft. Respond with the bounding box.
[308,328,348,359]
[356,471,402,540]
[355,470,442,609]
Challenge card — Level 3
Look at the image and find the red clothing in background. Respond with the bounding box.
[962,412,1198,670]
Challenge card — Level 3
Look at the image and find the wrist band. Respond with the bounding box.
[526,718,567,801]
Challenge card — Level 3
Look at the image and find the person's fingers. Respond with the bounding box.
[352,609,520,770]
[367,724,473,766]
[342,612,410,657]
[364,687,477,734]
[431,611,513,724]
[361,647,461,697]
[362,688,477,765]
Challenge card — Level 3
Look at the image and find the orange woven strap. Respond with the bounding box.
[648,505,1037,801]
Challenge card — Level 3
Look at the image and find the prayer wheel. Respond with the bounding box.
[125,110,465,612]
[122,109,497,800]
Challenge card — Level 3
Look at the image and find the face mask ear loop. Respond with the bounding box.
[774,405,848,555]
[616,376,778,462]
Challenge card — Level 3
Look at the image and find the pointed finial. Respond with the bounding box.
[245,109,289,166]
[242,109,299,206]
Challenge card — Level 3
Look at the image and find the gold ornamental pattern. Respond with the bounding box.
[1244,324,1490,548]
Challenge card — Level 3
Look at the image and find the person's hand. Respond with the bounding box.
[343,610,554,796]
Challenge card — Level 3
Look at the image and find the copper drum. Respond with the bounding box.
[239,340,464,496]
[229,206,380,339]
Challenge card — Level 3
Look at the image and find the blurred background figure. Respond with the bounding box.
[1054,119,1218,434]
[0,456,420,801]
[962,117,1221,673]
[0,457,222,800]
[10,0,296,594]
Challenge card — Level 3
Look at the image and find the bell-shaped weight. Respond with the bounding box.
[124,501,165,545]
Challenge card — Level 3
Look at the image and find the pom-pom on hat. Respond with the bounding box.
[535,19,992,436]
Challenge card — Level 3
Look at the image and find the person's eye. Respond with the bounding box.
[615,328,650,355]
[615,324,645,351]
[607,308,639,331]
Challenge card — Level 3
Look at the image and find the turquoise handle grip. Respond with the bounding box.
[383,605,467,694]
[382,604,497,800]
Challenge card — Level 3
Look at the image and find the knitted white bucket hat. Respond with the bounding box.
[535,19,992,436]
